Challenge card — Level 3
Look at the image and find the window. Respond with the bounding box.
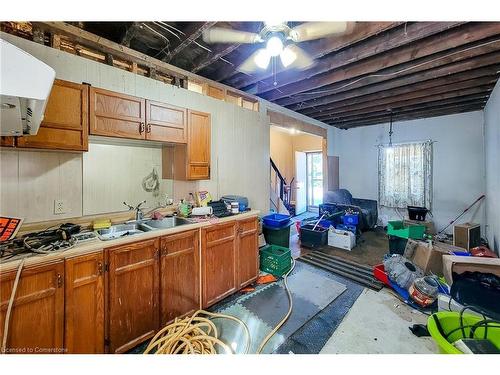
[306,152,323,209]
[378,141,433,209]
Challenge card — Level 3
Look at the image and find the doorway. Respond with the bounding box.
[306,151,323,212]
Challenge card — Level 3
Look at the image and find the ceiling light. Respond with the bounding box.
[280,47,297,67]
[254,49,271,69]
[266,36,284,57]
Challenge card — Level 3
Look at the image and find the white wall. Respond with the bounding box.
[0,32,271,221]
[484,80,500,253]
[330,111,486,234]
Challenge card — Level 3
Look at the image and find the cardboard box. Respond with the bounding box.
[328,228,355,251]
[442,255,500,285]
[404,240,450,276]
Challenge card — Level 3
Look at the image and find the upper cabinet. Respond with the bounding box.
[145,100,187,143]
[17,80,89,151]
[162,109,211,181]
[89,87,146,140]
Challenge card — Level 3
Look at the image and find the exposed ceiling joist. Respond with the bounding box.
[192,43,240,73]
[163,22,217,62]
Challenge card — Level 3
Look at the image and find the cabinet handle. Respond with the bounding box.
[97,261,103,275]
[56,273,63,288]
[139,122,145,134]
[147,123,152,133]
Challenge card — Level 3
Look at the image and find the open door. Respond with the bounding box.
[295,151,307,215]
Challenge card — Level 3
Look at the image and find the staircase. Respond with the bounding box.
[270,158,296,216]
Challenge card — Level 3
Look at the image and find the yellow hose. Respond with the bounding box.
[146,259,295,355]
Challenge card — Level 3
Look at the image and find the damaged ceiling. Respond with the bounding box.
[46,22,500,128]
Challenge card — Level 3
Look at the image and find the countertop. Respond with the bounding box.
[0,210,260,273]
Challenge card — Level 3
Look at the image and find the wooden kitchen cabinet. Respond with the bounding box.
[146,100,187,143]
[0,261,65,354]
[236,217,259,288]
[201,222,237,308]
[0,137,15,147]
[162,109,211,180]
[106,238,160,353]
[160,230,200,325]
[16,80,89,151]
[89,87,146,140]
[64,252,105,354]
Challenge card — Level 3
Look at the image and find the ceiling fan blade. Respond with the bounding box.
[291,22,352,42]
[237,48,270,74]
[280,45,314,70]
[202,28,261,44]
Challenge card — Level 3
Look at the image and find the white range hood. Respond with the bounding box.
[0,38,55,136]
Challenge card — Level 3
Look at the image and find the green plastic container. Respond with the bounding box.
[259,244,292,277]
[262,222,292,248]
[387,220,426,239]
[427,312,500,354]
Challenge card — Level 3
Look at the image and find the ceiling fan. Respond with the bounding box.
[202,22,354,74]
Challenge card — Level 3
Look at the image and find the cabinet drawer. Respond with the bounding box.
[238,217,258,234]
[205,222,235,244]
[160,230,198,256]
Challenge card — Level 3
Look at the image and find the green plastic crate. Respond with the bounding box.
[259,244,292,277]
[387,220,426,239]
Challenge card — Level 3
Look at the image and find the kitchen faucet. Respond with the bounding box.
[123,200,147,221]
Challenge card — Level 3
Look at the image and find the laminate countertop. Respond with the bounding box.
[0,210,260,273]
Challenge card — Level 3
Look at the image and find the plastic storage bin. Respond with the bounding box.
[263,221,293,248]
[336,223,357,234]
[388,235,408,255]
[262,213,291,228]
[387,220,426,239]
[259,244,292,276]
[407,206,429,221]
[300,224,328,248]
[427,312,500,354]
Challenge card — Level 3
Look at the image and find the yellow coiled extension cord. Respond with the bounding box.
[145,259,296,354]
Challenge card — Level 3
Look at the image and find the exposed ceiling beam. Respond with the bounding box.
[260,22,500,102]
[121,22,138,46]
[329,102,486,129]
[192,43,240,73]
[309,75,497,119]
[295,61,500,114]
[281,51,500,109]
[328,93,488,123]
[163,22,217,62]
[317,88,492,122]
[234,22,463,92]
[209,22,400,83]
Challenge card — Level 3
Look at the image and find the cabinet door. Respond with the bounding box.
[65,252,105,354]
[160,230,200,325]
[0,137,15,147]
[236,217,259,288]
[17,80,89,151]
[201,222,236,308]
[187,110,211,180]
[107,238,160,353]
[146,100,187,143]
[89,87,146,140]
[0,261,64,354]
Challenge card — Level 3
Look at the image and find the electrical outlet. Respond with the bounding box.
[54,199,66,215]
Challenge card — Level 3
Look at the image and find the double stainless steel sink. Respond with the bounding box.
[95,217,192,241]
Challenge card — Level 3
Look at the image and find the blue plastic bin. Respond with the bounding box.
[342,214,359,225]
[262,213,291,228]
[336,223,357,234]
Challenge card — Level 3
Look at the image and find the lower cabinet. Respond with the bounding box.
[0,261,65,354]
[64,252,105,354]
[201,222,237,308]
[236,217,259,288]
[106,238,160,353]
[160,230,200,325]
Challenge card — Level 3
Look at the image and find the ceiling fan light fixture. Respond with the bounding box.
[254,49,271,69]
[280,46,297,67]
[266,36,284,57]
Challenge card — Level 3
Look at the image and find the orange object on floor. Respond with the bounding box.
[240,286,256,293]
[256,274,277,284]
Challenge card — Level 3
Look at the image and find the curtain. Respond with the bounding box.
[378,141,433,209]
